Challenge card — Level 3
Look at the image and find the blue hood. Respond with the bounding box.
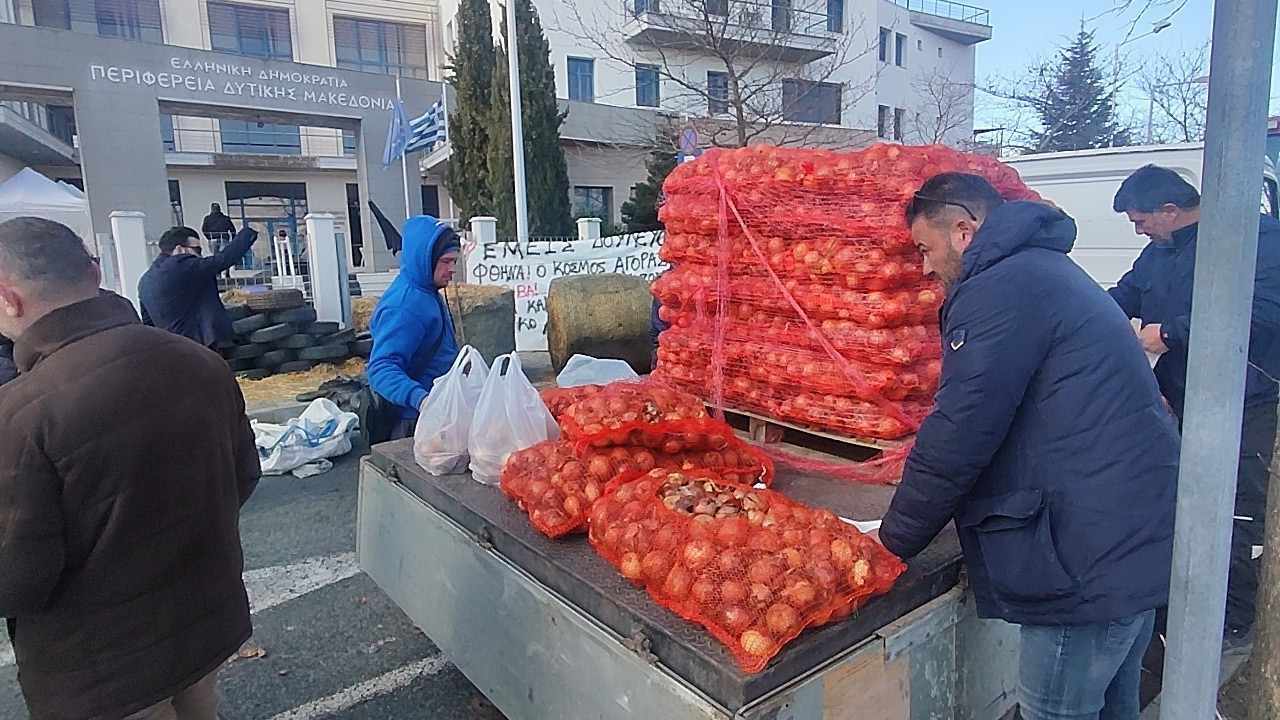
[400,215,451,290]
[961,201,1078,283]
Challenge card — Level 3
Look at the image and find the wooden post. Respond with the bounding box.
[1251,401,1280,718]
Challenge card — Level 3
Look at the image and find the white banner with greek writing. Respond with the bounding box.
[464,232,667,351]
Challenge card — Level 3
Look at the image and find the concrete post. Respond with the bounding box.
[109,211,148,312]
[470,216,497,245]
[305,212,350,327]
[577,217,602,241]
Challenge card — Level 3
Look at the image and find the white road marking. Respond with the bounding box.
[0,552,362,669]
[244,552,361,614]
[266,655,453,720]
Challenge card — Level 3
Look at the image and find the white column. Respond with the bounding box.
[470,216,497,245]
[109,210,148,312]
[305,212,350,326]
[576,217,602,242]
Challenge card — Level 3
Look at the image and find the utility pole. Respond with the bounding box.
[503,0,530,247]
[1159,1,1276,719]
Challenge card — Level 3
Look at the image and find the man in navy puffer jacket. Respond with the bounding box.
[878,173,1180,720]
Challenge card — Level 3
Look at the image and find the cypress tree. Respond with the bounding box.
[443,0,495,223]
[621,132,678,232]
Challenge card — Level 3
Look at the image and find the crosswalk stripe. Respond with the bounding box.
[0,552,362,669]
[266,655,453,720]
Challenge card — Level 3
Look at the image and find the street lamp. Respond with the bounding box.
[1147,75,1211,144]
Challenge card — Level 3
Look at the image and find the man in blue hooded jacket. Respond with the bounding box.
[878,173,1180,720]
[1109,165,1280,648]
[367,216,461,439]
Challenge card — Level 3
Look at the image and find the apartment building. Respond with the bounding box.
[432,0,990,224]
[0,0,442,270]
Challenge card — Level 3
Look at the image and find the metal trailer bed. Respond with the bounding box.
[357,440,1020,719]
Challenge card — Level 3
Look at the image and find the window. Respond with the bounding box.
[160,113,175,151]
[634,0,658,13]
[707,71,729,115]
[706,0,727,16]
[168,179,183,226]
[917,39,923,51]
[46,105,76,146]
[877,105,891,138]
[208,1,292,60]
[573,186,613,221]
[771,0,791,32]
[938,46,943,58]
[334,17,430,79]
[421,185,441,217]
[342,128,357,156]
[636,65,660,107]
[568,58,595,102]
[32,0,162,42]
[346,183,365,268]
[782,80,841,124]
[895,33,907,67]
[826,0,842,32]
[878,27,890,62]
[894,107,905,141]
[219,119,302,154]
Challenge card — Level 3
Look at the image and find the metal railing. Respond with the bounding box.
[163,123,356,158]
[893,0,990,26]
[628,0,836,37]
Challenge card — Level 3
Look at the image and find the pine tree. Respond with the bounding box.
[1032,28,1131,152]
[443,0,495,224]
[621,132,678,232]
[486,0,574,237]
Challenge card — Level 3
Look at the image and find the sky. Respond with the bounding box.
[971,0,1280,130]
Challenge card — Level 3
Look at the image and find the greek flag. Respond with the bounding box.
[382,99,446,166]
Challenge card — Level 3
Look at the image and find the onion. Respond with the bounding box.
[688,515,716,539]
[851,559,871,587]
[691,577,717,605]
[749,582,775,608]
[716,517,750,547]
[722,606,753,634]
[528,480,550,498]
[602,525,624,548]
[830,539,854,570]
[654,524,681,551]
[622,501,647,521]
[782,529,806,547]
[662,440,684,455]
[739,629,776,657]
[701,451,724,468]
[584,482,602,503]
[809,561,839,590]
[683,539,715,570]
[590,502,610,528]
[748,557,783,585]
[781,547,805,570]
[766,603,800,636]
[663,565,693,599]
[633,450,657,472]
[781,580,818,608]
[563,495,583,517]
[748,531,782,553]
[720,580,748,605]
[613,483,634,503]
[716,548,745,574]
[642,550,674,582]
[561,461,585,483]
[620,552,643,580]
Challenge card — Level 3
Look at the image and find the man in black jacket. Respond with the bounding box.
[139,225,257,347]
[1109,165,1280,648]
[878,174,1180,720]
[200,203,236,244]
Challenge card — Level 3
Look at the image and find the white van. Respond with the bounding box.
[1005,144,1280,287]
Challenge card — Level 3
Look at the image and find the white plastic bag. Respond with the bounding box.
[555,354,639,388]
[414,345,489,475]
[468,353,559,485]
[253,398,360,476]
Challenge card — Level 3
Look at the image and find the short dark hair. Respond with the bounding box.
[0,217,96,296]
[159,226,199,254]
[1113,165,1201,213]
[905,173,1004,226]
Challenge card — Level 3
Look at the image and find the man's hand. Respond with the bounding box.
[1139,323,1169,355]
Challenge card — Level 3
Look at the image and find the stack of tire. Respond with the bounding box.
[219,289,375,381]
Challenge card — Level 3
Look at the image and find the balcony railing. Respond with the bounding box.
[893,0,990,27]
[628,0,836,39]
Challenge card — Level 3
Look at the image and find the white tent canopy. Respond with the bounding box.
[0,167,93,245]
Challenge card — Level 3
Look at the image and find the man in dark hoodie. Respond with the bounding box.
[878,173,1180,720]
[367,216,461,439]
[139,225,258,348]
[200,203,236,243]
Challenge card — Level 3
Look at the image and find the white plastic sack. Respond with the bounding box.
[555,354,639,388]
[253,398,360,476]
[414,345,490,475]
[468,353,559,485]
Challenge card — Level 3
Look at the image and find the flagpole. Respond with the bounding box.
[396,74,413,221]
[505,0,530,246]
[441,82,457,223]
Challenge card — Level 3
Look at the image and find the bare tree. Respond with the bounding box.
[909,68,974,146]
[552,0,878,149]
[1138,44,1209,143]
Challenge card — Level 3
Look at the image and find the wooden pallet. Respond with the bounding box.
[716,405,910,457]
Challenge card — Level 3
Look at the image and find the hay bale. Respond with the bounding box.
[352,296,378,333]
[445,283,516,365]
[546,274,651,374]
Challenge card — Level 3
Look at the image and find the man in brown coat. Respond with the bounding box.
[0,217,260,720]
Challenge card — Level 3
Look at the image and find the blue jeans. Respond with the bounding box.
[1019,610,1156,720]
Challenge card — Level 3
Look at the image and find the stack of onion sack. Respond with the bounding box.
[589,469,906,672]
[653,143,1039,440]
[502,382,775,538]
[540,384,604,423]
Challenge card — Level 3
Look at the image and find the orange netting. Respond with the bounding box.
[540,384,604,423]
[652,143,1038,461]
[588,468,906,672]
